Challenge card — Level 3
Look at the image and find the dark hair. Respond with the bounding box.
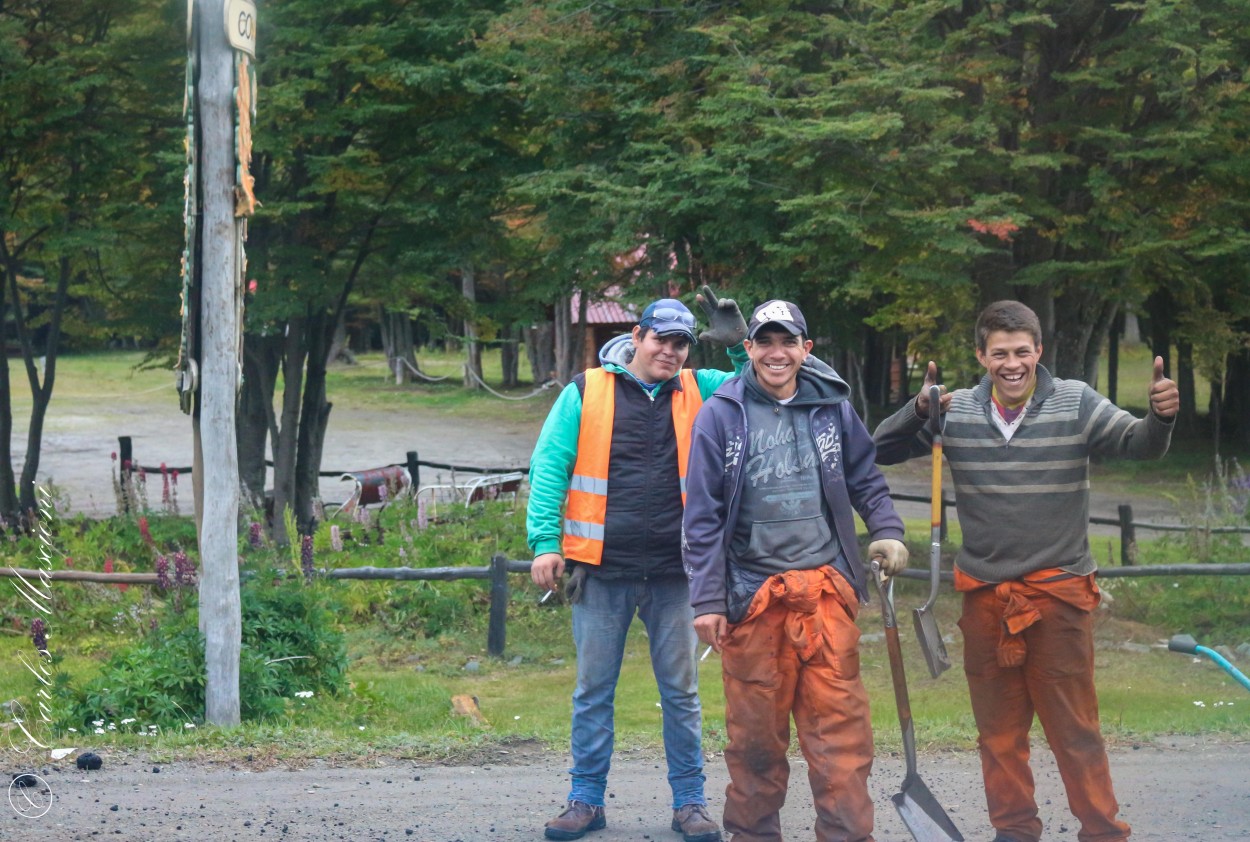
[975,300,1042,351]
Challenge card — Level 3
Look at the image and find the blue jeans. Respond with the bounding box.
[568,574,707,809]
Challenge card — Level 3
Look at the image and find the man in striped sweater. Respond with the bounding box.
[873,300,1179,842]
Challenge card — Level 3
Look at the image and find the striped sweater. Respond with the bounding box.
[873,365,1174,582]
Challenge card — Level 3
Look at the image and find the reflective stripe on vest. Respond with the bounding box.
[563,367,703,565]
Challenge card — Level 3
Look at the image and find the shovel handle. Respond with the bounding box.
[872,562,919,777]
[923,385,944,612]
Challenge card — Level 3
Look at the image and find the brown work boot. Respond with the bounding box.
[672,803,722,842]
[544,801,606,840]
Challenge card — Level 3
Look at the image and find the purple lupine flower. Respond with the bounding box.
[330,525,343,552]
[378,484,389,504]
[161,464,171,508]
[301,534,314,582]
[173,551,197,587]
[417,497,429,530]
[31,618,47,652]
[155,555,171,590]
[248,522,264,549]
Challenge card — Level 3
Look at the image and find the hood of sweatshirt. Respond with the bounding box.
[741,353,850,407]
[598,332,634,372]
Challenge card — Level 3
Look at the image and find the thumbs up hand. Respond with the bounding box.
[915,360,952,420]
[1148,356,1179,420]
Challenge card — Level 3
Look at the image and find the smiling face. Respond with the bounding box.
[976,329,1041,405]
[744,327,813,400]
[626,326,691,383]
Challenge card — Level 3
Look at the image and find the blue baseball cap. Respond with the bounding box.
[639,298,697,342]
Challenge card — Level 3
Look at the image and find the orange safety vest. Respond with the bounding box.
[563,367,703,565]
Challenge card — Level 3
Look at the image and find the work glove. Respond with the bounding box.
[565,564,588,605]
[868,538,909,576]
[695,284,747,346]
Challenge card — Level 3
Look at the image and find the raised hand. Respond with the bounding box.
[1148,356,1179,419]
[695,284,748,346]
[915,360,953,419]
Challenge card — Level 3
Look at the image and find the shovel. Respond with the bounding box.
[872,560,965,842]
[1168,634,1250,693]
[914,384,953,679]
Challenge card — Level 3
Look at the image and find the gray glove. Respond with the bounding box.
[696,284,747,346]
[868,538,909,576]
[565,564,588,605]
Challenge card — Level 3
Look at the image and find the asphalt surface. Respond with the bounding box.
[5,740,1247,841]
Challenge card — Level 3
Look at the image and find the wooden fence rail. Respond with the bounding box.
[7,554,1250,658]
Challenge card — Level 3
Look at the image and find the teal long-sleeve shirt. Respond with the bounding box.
[526,343,748,559]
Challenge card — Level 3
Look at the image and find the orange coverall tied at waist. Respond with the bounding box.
[955,567,1131,842]
[720,566,876,842]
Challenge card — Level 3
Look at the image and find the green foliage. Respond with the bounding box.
[1104,457,1250,640]
[56,579,347,730]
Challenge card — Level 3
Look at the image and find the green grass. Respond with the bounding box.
[4,574,1246,767]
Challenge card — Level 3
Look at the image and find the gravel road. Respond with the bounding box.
[5,739,1246,841]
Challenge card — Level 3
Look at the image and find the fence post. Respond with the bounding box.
[1118,504,1136,566]
[487,553,509,656]
[118,436,133,514]
[406,450,421,491]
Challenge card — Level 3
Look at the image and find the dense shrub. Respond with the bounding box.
[57,579,347,730]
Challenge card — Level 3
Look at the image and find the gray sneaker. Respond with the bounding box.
[544,801,606,840]
[672,803,722,842]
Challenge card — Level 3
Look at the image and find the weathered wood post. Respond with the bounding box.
[118,436,134,513]
[488,553,509,656]
[1118,504,1136,566]
[191,0,257,726]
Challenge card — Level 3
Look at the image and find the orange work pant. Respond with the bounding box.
[720,567,874,842]
[959,584,1130,842]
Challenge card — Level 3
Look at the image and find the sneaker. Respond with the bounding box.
[544,801,606,841]
[672,803,722,842]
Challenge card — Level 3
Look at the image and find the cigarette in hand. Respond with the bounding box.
[700,645,713,662]
[540,589,554,604]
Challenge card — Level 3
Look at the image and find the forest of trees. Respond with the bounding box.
[3,0,1250,529]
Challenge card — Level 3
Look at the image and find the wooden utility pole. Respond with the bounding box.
[190,0,255,726]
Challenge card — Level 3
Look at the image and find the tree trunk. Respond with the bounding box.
[269,318,306,546]
[555,291,587,383]
[14,254,71,517]
[1049,286,1109,381]
[527,321,556,384]
[462,265,482,389]
[238,334,280,509]
[0,261,20,525]
[500,323,520,388]
[294,312,333,532]
[325,311,353,367]
[1223,348,1250,446]
[1176,340,1197,433]
[380,306,418,384]
[1107,310,1122,404]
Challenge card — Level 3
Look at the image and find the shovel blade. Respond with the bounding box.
[892,774,964,842]
[913,606,952,679]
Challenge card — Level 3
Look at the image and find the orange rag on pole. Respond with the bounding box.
[955,567,1100,667]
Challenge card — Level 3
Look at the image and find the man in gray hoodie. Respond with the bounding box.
[683,300,908,842]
